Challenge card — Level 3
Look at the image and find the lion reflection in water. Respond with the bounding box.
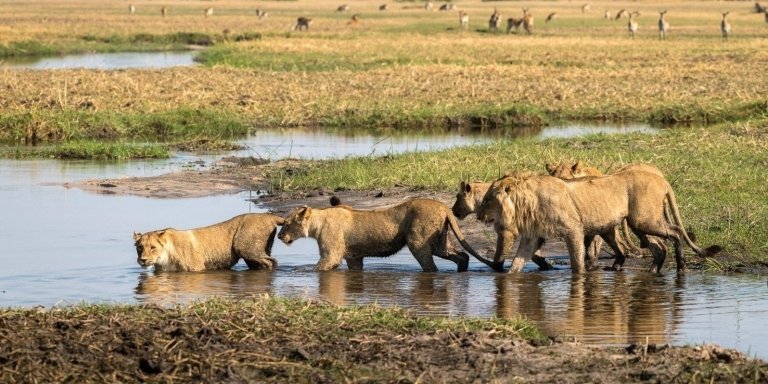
[135,270,275,305]
[494,272,682,345]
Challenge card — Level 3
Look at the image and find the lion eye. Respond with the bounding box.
[150,245,156,251]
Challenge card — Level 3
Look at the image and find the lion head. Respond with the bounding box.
[545,160,603,179]
[451,181,490,220]
[133,231,170,268]
[278,206,312,245]
[476,172,543,234]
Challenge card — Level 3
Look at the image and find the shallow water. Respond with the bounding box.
[2,126,767,360]
[1,51,197,70]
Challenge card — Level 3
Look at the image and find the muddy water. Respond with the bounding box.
[2,51,197,70]
[2,126,768,360]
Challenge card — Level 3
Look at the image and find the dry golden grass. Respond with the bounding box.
[0,0,767,127]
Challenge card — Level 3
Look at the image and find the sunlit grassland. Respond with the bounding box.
[0,0,766,135]
[269,119,768,268]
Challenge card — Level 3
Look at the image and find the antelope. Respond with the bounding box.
[721,12,731,41]
[545,12,557,23]
[204,7,213,18]
[460,10,470,30]
[161,6,167,18]
[628,11,639,39]
[294,17,312,31]
[425,1,433,11]
[439,3,455,11]
[129,4,136,15]
[507,17,523,33]
[522,8,534,35]
[658,10,669,40]
[347,14,360,26]
[255,9,268,19]
[336,4,349,12]
[488,8,501,33]
[379,4,388,11]
[604,10,611,20]
[755,2,766,13]
[581,3,591,13]
[615,9,628,20]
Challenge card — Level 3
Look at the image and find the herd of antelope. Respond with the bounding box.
[125,2,768,40]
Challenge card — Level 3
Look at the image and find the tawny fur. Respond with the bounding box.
[476,171,721,274]
[278,198,497,272]
[133,214,284,272]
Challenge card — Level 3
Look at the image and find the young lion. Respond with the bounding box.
[278,198,498,272]
[476,171,721,274]
[133,213,284,272]
[452,179,604,271]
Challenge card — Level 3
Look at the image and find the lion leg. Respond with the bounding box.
[493,230,517,270]
[434,248,469,272]
[345,256,364,271]
[315,250,344,271]
[508,236,539,273]
[408,245,439,272]
[583,236,599,271]
[433,232,470,272]
[565,232,586,274]
[529,238,554,271]
[244,256,277,271]
[598,230,627,271]
[642,235,667,274]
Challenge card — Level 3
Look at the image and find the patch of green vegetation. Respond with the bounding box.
[0,40,58,57]
[0,108,250,144]
[268,121,768,265]
[1,141,169,160]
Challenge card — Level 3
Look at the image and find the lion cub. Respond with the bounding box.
[134,213,284,272]
[278,198,497,272]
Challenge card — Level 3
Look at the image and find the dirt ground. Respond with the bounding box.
[2,298,766,384]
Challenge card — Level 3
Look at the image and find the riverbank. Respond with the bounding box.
[1,296,764,383]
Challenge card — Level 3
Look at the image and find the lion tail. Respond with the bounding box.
[446,214,504,272]
[665,188,722,258]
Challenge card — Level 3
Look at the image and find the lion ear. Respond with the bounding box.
[545,163,557,175]
[299,206,312,220]
[464,182,472,193]
[459,181,466,190]
[572,160,584,172]
[504,185,513,194]
[133,232,141,241]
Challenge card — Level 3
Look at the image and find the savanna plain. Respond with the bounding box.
[1,0,768,382]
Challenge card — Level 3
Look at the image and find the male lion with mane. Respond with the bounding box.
[133,213,284,272]
[476,171,721,274]
[278,198,498,272]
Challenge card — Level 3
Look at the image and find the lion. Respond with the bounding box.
[278,198,499,272]
[546,161,680,259]
[476,170,721,274]
[133,213,284,272]
[545,160,602,179]
[452,177,610,270]
[452,180,556,271]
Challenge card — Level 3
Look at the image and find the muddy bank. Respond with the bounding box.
[1,297,765,383]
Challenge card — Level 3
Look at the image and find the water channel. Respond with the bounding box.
[1,126,767,360]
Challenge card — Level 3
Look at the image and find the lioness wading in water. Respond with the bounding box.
[278,198,498,272]
[134,213,283,272]
[476,171,721,274]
